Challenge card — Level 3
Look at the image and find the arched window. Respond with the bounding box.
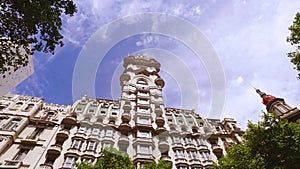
[24,104,34,111]
[137,79,147,85]
[83,117,90,122]
[12,102,23,110]
[44,112,55,121]
[0,105,6,111]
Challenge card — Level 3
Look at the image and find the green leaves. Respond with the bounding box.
[144,160,172,169]
[213,112,300,169]
[76,148,173,169]
[287,12,300,79]
[0,0,77,74]
[76,148,135,169]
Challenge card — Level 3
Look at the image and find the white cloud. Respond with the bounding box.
[59,0,300,129]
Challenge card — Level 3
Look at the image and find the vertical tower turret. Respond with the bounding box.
[255,88,300,122]
[118,55,167,167]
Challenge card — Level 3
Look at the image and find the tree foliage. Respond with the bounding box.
[0,0,77,74]
[213,112,300,169]
[287,12,300,79]
[144,160,172,169]
[76,148,135,169]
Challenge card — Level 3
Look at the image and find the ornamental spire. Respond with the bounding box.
[254,88,276,105]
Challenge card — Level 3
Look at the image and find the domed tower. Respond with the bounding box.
[118,55,166,167]
[255,88,300,122]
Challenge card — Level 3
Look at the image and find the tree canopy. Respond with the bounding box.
[76,148,135,169]
[144,160,172,169]
[0,0,77,74]
[213,112,300,169]
[287,12,300,79]
[76,147,172,169]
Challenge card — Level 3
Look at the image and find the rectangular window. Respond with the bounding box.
[13,148,29,161]
[44,112,55,121]
[187,151,197,159]
[78,126,87,134]
[75,107,82,113]
[138,117,150,124]
[185,137,192,144]
[27,128,44,139]
[71,139,82,149]
[87,141,97,151]
[5,118,21,130]
[137,98,149,104]
[102,143,112,149]
[92,128,100,135]
[139,145,150,154]
[177,167,188,169]
[200,151,210,161]
[137,130,150,138]
[175,149,184,158]
[178,119,183,124]
[173,136,180,143]
[106,129,114,137]
[63,156,76,168]
[137,107,149,113]
[197,138,205,145]
[83,158,94,164]
[88,109,95,114]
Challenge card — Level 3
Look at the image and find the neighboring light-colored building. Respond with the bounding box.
[0,54,34,95]
[0,55,244,169]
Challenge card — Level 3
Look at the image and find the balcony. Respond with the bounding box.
[0,160,22,169]
[198,145,209,151]
[136,103,150,109]
[158,140,169,151]
[56,129,70,139]
[20,137,38,146]
[39,163,54,169]
[121,112,131,122]
[212,145,223,158]
[118,123,132,132]
[123,103,131,112]
[155,126,166,135]
[134,121,152,128]
[189,159,201,166]
[118,135,130,145]
[172,142,183,148]
[102,136,115,144]
[160,155,171,162]
[136,86,149,92]
[47,144,62,156]
[154,107,163,116]
[202,160,214,167]
[74,132,86,138]
[155,117,165,127]
[61,116,77,126]
[175,157,187,164]
[185,143,196,150]
[133,153,154,161]
[137,94,149,99]
[133,137,153,146]
[190,163,203,169]
[67,147,81,156]
[120,73,130,83]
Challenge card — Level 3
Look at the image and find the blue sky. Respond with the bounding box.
[12,0,300,129]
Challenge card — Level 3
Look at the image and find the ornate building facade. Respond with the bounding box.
[0,55,244,169]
